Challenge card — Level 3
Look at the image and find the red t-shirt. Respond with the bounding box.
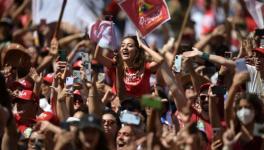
[106,63,151,98]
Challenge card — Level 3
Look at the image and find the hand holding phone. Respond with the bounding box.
[73,70,81,84]
[81,52,92,81]
[58,50,67,62]
[173,55,182,73]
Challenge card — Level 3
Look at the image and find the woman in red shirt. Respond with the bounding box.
[95,35,163,98]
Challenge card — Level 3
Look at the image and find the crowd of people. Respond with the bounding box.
[0,0,264,150]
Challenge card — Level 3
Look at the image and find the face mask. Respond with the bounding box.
[236,108,255,125]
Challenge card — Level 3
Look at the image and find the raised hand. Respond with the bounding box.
[182,47,203,58]
[212,25,225,37]
[232,71,250,86]
[136,31,144,48]
[222,121,242,147]
[49,37,59,56]
[28,67,43,83]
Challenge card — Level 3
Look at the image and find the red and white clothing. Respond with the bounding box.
[106,63,152,98]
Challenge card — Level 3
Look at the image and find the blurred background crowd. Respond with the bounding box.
[0,0,264,150]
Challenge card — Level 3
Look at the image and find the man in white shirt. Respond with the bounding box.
[246,47,264,95]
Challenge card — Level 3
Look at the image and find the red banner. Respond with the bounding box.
[118,0,170,37]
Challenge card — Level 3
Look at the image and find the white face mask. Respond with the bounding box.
[236,108,255,125]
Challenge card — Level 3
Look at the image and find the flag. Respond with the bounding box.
[244,0,264,28]
[32,0,104,31]
[118,0,170,37]
[89,20,118,50]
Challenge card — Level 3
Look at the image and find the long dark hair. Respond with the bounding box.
[121,36,145,70]
[235,93,264,123]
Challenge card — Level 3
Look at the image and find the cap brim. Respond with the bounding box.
[253,47,264,54]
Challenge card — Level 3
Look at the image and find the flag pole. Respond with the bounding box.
[53,0,68,38]
[172,0,193,58]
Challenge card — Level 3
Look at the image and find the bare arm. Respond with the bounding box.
[11,0,31,20]
[115,54,126,101]
[85,73,103,116]
[225,72,250,127]
[67,40,90,63]
[56,87,70,121]
[194,25,226,50]
[159,62,187,112]
[58,33,84,47]
[94,45,114,68]
[183,48,236,69]
[137,33,164,72]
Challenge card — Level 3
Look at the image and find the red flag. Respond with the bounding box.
[118,0,170,37]
[89,20,118,50]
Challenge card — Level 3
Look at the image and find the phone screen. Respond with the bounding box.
[119,110,140,125]
[73,70,81,84]
[59,50,67,61]
[173,55,182,73]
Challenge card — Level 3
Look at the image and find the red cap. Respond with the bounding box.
[36,112,59,124]
[12,79,33,90]
[73,90,81,96]
[36,112,54,122]
[199,83,211,93]
[253,47,264,54]
[43,73,54,85]
[16,90,34,101]
[73,60,82,69]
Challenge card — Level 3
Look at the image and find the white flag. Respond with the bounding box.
[244,0,264,28]
[32,0,104,31]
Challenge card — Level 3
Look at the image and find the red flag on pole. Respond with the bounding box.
[118,0,170,37]
[89,20,118,50]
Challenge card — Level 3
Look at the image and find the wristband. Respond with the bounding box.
[201,52,210,61]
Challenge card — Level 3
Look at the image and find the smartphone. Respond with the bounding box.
[235,58,248,72]
[81,52,92,81]
[224,52,232,59]
[253,123,264,137]
[73,70,81,84]
[255,29,264,36]
[119,110,140,125]
[260,38,264,48]
[66,77,74,92]
[58,50,67,61]
[211,86,226,95]
[173,55,182,73]
[66,77,74,86]
[141,95,162,110]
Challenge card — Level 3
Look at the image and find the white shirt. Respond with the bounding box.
[246,64,264,95]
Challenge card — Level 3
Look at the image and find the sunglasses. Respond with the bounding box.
[199,95,208,101]
[102,119,116,126]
